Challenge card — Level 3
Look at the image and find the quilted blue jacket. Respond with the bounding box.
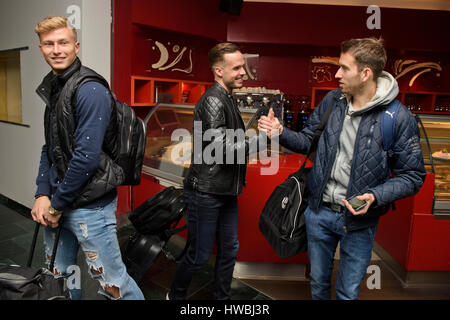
[279,88,426,231]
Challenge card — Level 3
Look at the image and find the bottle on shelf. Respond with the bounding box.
[296,95,310,131]
[283,99,294,129]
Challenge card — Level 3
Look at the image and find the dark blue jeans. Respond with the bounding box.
[169,187,239,300]
[305,205,377,300]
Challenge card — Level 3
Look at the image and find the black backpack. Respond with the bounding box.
[76,68,147,187]
[112,96,147,186]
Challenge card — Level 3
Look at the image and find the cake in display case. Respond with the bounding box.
[141,102,284,186]
[418,114,450,215]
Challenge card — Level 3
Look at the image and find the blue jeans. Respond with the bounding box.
[169,187,239,300]
[43,198,144,300]
[304,205,377,300]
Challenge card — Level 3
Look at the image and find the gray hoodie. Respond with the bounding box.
[322,71,399,205]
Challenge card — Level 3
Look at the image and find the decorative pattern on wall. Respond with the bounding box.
[148,39,193,74]
[311,56,339,85]
[393,59,442,87]
[243,53,259,81]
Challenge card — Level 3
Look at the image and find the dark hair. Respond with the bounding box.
[208,42,241,68]
[340,38,387,80]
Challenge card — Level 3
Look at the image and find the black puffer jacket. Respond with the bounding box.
[184,82,255,196]
[36,58,123,208]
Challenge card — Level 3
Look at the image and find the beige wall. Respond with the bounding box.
[0,0,111,208]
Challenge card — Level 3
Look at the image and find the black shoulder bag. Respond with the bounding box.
[258,99,335,258]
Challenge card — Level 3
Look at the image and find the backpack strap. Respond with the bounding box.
[381,100,401,153]
[307,97,335,158]
[380,100,401,212]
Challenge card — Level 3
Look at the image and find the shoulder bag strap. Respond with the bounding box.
[294,97,336,175]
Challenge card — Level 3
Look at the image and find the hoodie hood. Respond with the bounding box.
[350,71,399,116]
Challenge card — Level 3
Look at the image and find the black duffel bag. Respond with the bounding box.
[258,99,334,258]
[0,222,70,300]
[124,187,189,282]
[128,186,186,237]
[0,265,69,300]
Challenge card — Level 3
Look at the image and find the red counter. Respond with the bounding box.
[374,172,450,286]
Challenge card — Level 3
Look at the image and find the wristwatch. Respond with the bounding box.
[48,205,63,216]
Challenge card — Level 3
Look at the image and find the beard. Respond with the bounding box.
[224,77,243,91]
[341,82,364,96]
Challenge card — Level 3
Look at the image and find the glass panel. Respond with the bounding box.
[144,105,194,178]
[143,103,288,181]
[418,115,450,202]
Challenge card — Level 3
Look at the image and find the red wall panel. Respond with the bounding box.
[131,0,227,41]
[112,0,133,102]
[227,2,450,52]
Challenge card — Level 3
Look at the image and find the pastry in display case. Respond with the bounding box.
[417,114,450,214]
[142,102,285,186]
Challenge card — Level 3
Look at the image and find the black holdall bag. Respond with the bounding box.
[0,222,70,300]
[123,187,189,283]
[128,186,187,236]
[258,99,334,259]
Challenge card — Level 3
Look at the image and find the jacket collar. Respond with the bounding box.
[36,57,82,106]
[213,81,231,95]
[53,57,82,87]
[331,87,345,101]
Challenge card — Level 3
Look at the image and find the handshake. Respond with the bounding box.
[257,108,284,139]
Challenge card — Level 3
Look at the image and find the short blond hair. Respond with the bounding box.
[35,16,77,42]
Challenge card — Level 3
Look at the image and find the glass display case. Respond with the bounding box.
[418,114,450,216]
[142,103,284,186]
[142,104,450,216]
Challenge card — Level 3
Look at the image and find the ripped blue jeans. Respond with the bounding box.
[43,198,144,300]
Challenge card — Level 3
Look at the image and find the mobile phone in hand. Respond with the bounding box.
[346,195,367,211]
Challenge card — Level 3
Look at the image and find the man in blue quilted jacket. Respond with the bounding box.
[258,38,426,300]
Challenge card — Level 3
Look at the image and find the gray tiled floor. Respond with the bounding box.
[0,201,267,300]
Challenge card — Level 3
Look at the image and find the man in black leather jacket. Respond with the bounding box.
[168,42,252,300]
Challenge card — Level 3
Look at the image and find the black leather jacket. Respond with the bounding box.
[184,82,254,196]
